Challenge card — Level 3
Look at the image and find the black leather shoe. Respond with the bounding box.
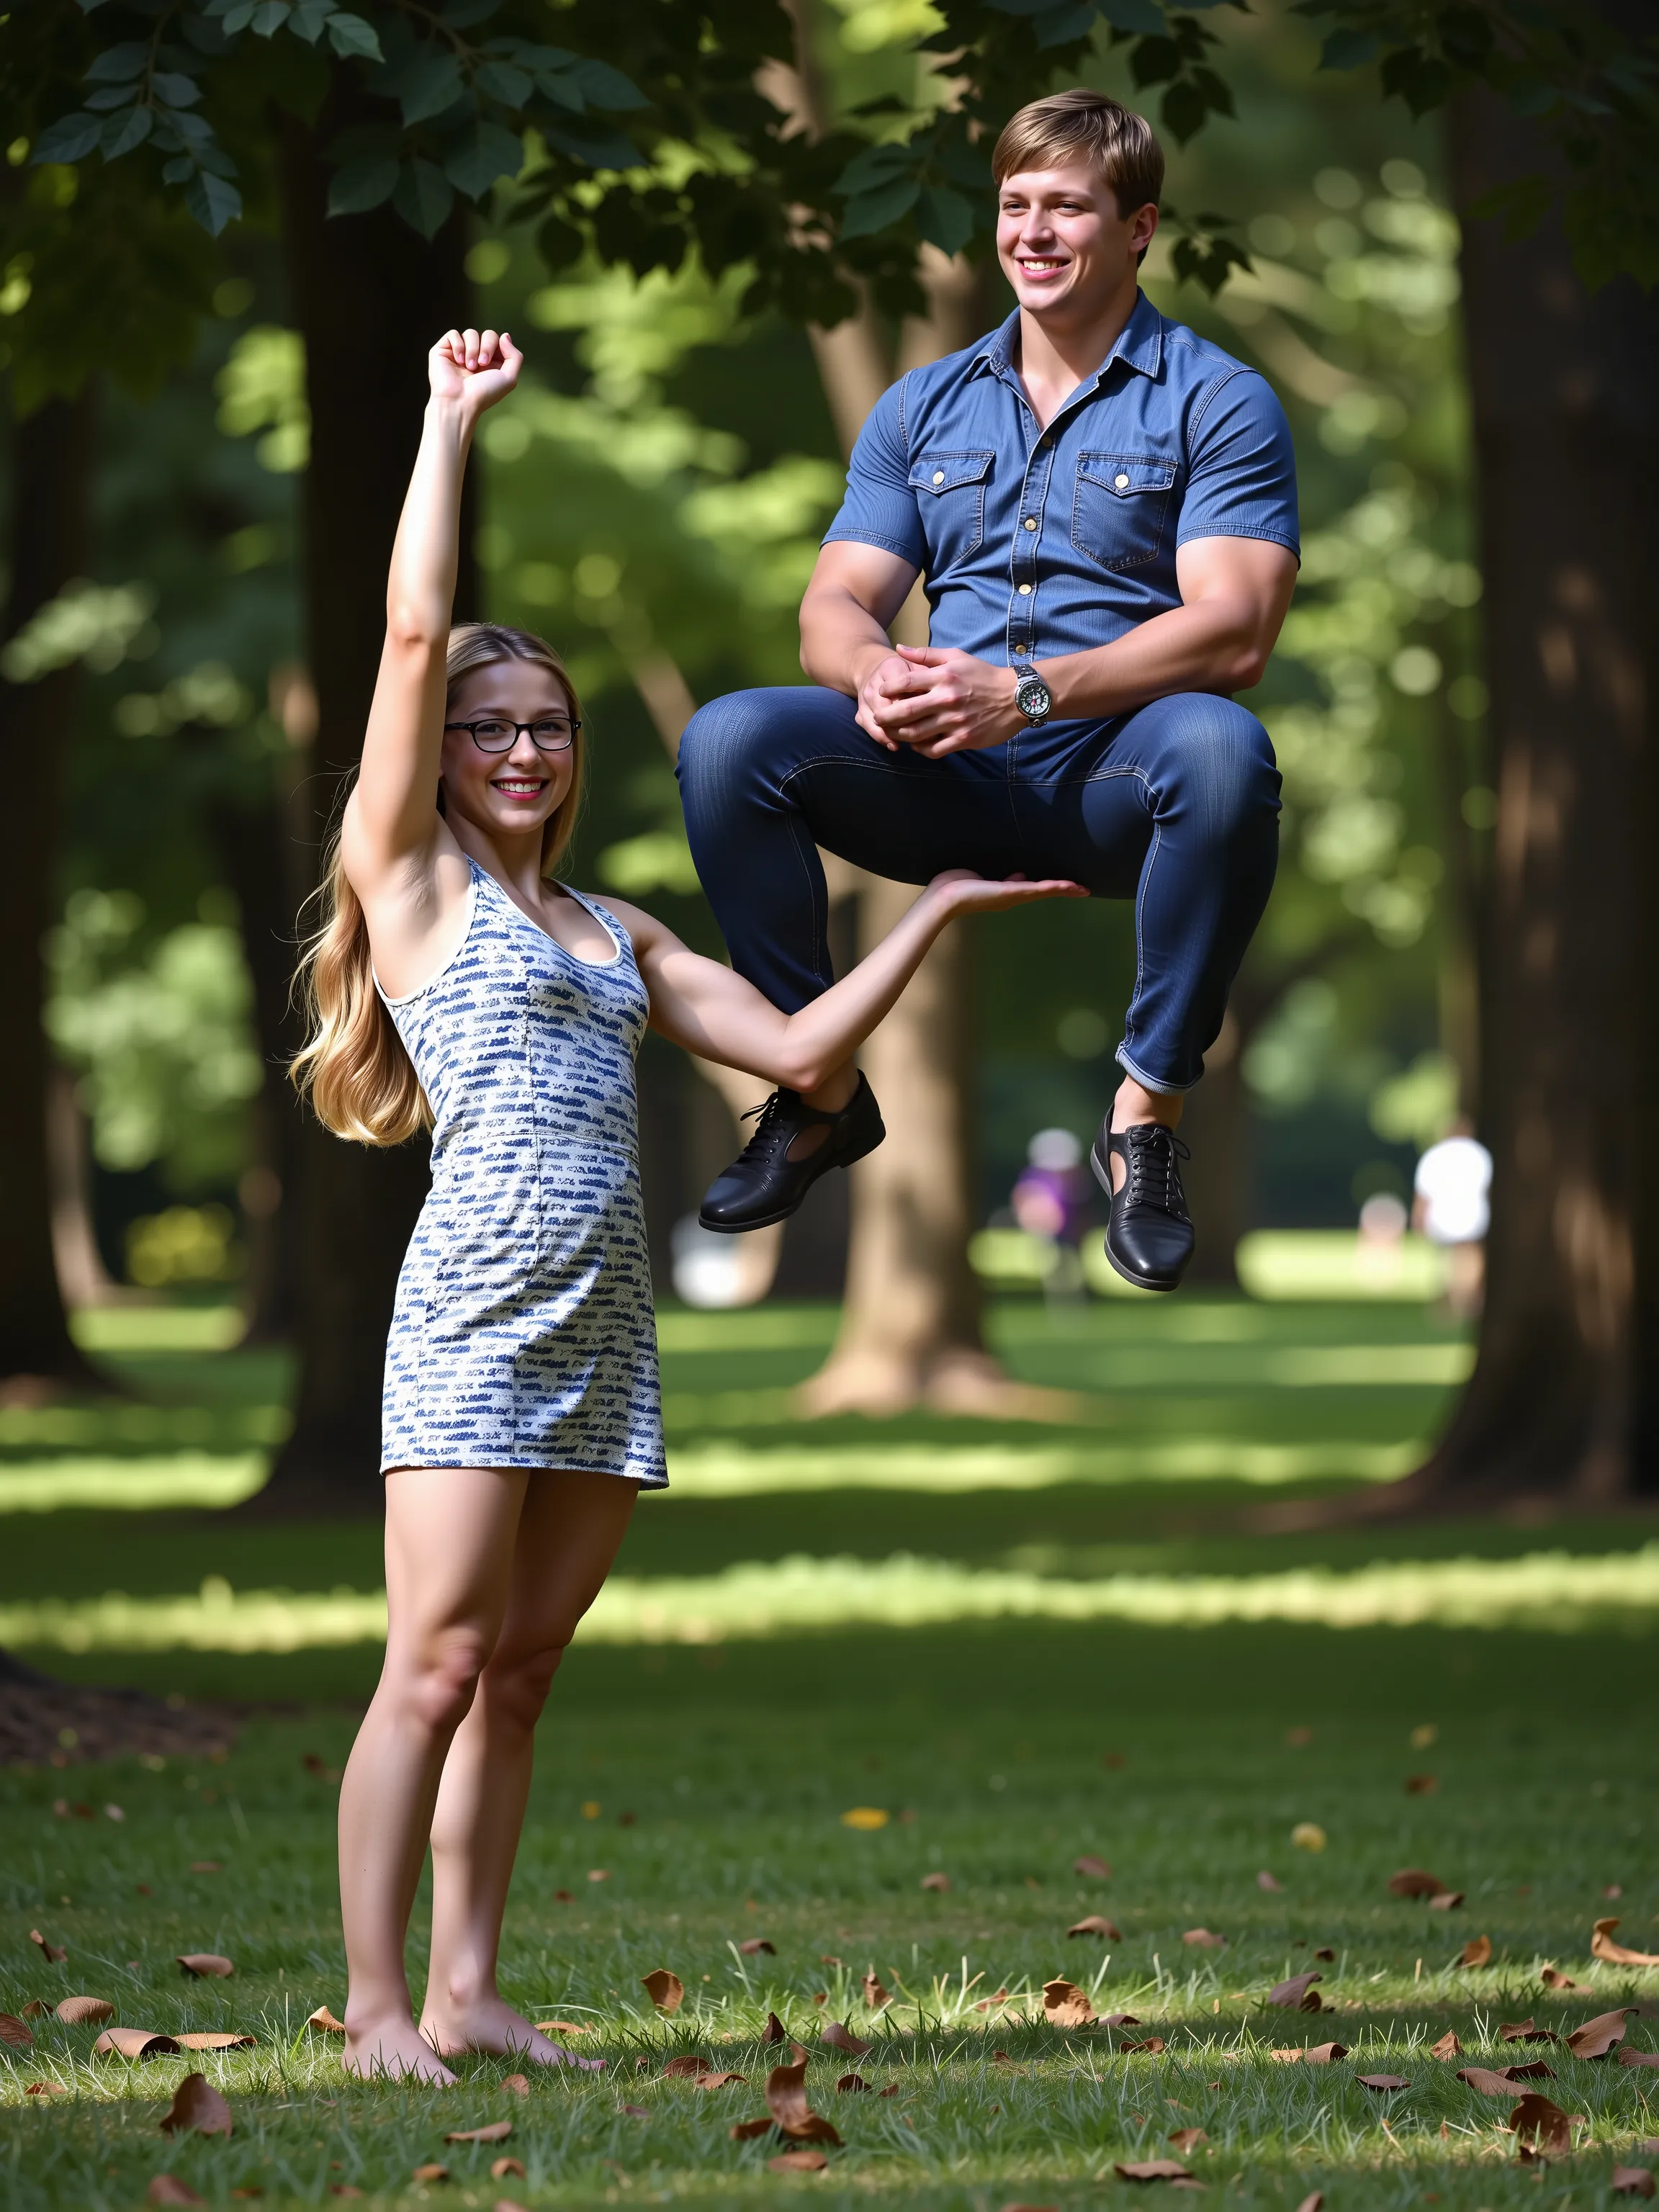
[698,1074,885,1233]
[1089,1119,1195,1292]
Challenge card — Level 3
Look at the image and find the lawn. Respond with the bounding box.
[2,1292,1655,2209]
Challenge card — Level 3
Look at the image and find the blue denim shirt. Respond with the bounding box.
[822,292,1299,668]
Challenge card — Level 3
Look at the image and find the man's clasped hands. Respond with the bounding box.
[854,643,1028,759]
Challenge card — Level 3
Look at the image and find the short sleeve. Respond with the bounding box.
[821,377,927,565]
[1179,369,1300,558]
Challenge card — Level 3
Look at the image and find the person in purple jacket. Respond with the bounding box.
[677,89,1300,1293]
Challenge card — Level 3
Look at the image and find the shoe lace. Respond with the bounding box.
[734,1089,791,1160]
[1124,1124,1191,1215]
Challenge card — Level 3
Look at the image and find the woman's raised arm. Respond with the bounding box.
[341,328,522,891]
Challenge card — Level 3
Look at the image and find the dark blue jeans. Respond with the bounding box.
[676,687,1280,1093]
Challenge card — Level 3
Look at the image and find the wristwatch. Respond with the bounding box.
[1012,662,1053,724]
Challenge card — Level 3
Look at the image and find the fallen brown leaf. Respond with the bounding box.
[819,2021,871,2056]
[819,1954,843,1969]
[177,1954,233,1979]
[533,2020,589,2036]
[1104,2013,1143,2028]
[1313,1948,1335,1963]
[1429,1892,1466,1911]
[1042,1977,1096,2028]
[1122,2038,1166,2055]
[1074,1855,1112,1880]
[1612,2170,1656,2199]
[24,2081,68,2096]
[501,2075,529,2096]
[861,1972,891,2008]
[1460,2066,1552,2096]
[1566,2009,1631,2059]
[1617,2048,1659,2071]
[768,2150,829,2172]
[1430,2032,1461,2059]
[1292,2194,1323,2212]
[1593,1920,1659,1968]
[159,2074,233,2138]
[306,2006,346,2033]
[765,2011,787,2044]
[55,1997,114,2026]
[730,2117,773,2141]
[176,2034,256,2051]
[620,2104,651,2118]
[29,1929,66,1963]
[1069,1916,1123,1941]
[0,2014,34,2049]
[641,1969,684,2015]
[920,1871,950,1892]
[1168,2129,1208,2152]
[1267,1973,1323,2010]
[1257,1871,1283,1893]
[329,2188,364,2200]
[1270,2044,1348,2064]
[1500,2018,1556,2043]
[1115,2160,1195,2182]
[1356,2074,1409,2092]
[696,2071,747,2090]
[1541,1965,1588,1991]
[1458,1936,1493,1968]
[587,1869,609,1884]
[836,2072,869,2092]
[19,2001,46,2020]
[1182,1929,1226,1949]
[662,2056,707,2077]
[1503,2061,1557,2082]
[553,1889,572,1902]
[445,2121,514,2143]
[1387,1869,1445,1899]
[1405,1775,1439,1794]
[739,1938,775,1956]
[764,2058,843,2145]
[147,2178,205,2206]
[94,2028,184,2059]
[490,2158,526,2180]
[189,1862,222,1876]
[1509,2092,1571,2158]
[411,2163,449,2182]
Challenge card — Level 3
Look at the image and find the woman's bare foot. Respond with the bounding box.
[343,2012,458,2084]
[420,1996,604,2070]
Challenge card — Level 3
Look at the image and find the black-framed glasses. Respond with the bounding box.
[445,716,580,754]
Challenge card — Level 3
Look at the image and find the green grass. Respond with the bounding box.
[3,1295,1657,2207]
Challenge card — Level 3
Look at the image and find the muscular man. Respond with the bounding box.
[677,89,1299,1292]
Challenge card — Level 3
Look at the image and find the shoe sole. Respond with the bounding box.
[697,1118,886,1236]
[1090,1136,1182,1295]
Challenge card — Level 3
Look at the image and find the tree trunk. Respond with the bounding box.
[1375,86,1659,1508]
[248,90,475,1513]
[0,387,105,1389]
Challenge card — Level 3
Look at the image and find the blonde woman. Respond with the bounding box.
[291,325,1082,2081]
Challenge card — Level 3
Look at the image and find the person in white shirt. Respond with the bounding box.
[1412,1118,1492,1318]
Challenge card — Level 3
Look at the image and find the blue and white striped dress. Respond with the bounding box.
[377,858,667,1487]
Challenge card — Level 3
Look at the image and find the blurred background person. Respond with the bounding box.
[1012,1126,1092,1301]
[1413,1118,1492,1321]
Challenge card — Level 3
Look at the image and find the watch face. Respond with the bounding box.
[1017,678,1052,720]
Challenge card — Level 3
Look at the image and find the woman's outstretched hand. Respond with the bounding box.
[927,868,1089,916]
[430,326,523,421]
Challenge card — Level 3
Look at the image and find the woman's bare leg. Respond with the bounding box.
[419,1470,639,2062]
[338,1465,529,2080]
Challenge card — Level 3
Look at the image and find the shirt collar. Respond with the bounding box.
[968,289,1164,392]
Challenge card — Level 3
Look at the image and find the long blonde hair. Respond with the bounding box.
[291,623,585,1145]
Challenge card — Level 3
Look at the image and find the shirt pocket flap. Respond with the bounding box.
[1078,452,1178,498]
[911,449,994,495]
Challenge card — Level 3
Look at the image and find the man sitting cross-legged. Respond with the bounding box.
[677,88,1299,1293]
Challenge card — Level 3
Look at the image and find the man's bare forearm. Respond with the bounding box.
[1035,592,1273,721]
[799,583,901,697]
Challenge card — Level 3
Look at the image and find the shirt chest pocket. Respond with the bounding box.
[910,449,994,569]
[1071,452,1178,573]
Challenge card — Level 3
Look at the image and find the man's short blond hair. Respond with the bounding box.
[992,89,1164,217]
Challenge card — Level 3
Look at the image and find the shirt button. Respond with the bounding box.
[1115,472,1130,490]
[1017,583,1032,596]
[932,470,945,485]
[1023,517,1037,531]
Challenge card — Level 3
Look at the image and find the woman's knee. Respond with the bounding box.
[479,1638,567,1730]
[388,1622,495,1733]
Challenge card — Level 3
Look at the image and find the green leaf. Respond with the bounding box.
[534,66,586,114]
[539,117,644,171]
[1097,0,1165,32]
[396,48,465,125]
[835,140,912,196]
[840,175,920,239]
[1465,171,1552,243]
[249,0,292,31]
[914,182,976,255]
[565,56,649,112]
[535,212,585,270]
[1317,27,1378,71]
[325,11,384,61]
[392,156,456,238]
[100,104,154,159]
[84,42,150,81]
[161,154,195,182]
[186,170,242,234]
[32,111,104,164]
[287,0,338,45]
[86,87,143,111]
[443,120,526,199]
[151,73,202,105]
[475,60,533,107]
[219,2,261,31]
[1034,1,1097,48]
[327,153,400,213]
